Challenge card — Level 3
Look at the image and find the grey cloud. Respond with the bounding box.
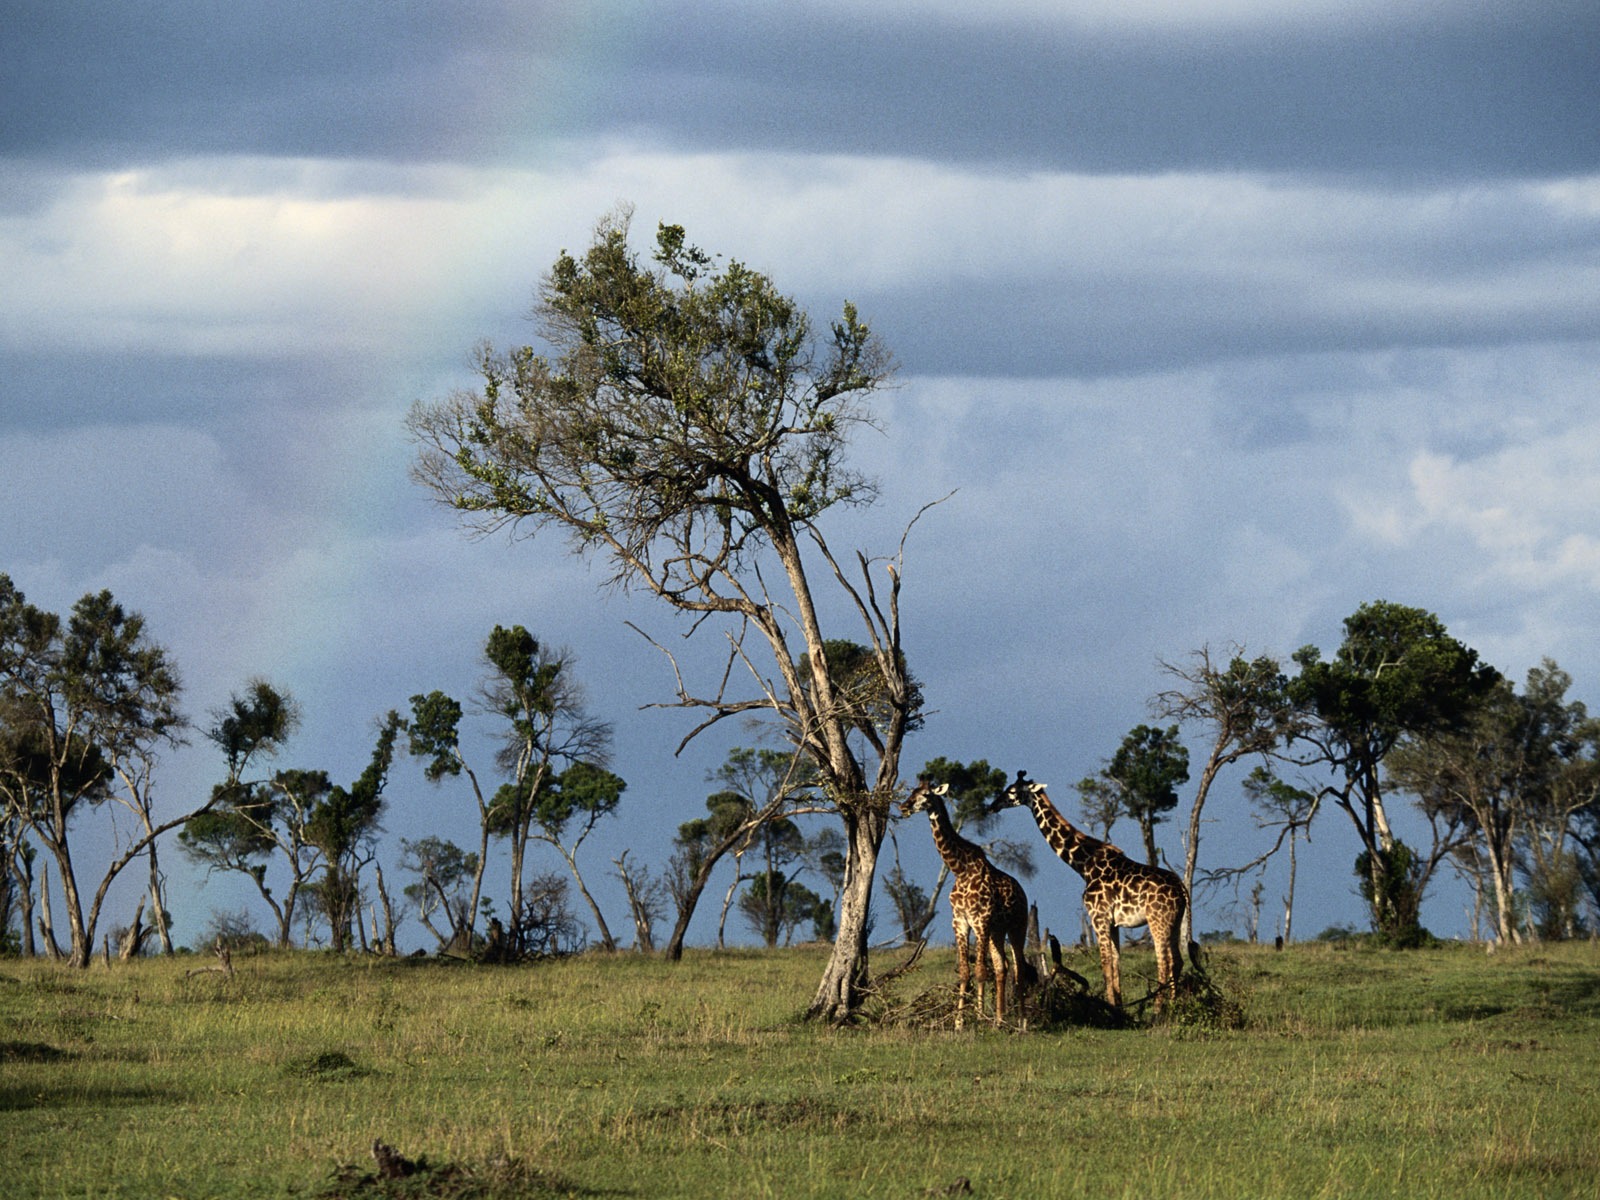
[6,1,1595,180]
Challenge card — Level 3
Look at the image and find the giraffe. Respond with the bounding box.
[900,779,1036,1028]
[992,771,1187,1009]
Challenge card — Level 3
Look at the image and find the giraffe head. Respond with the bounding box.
[990,770,1046,815]
[898,779,949,817]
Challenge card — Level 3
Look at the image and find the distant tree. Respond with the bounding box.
[1291,601,1499,941]
[1074,775,1122,841]
[180,681,301,942]
[0,577,191,967]
[197,907,266,952]
[400,836,480,951]
[408,211,913,1021]
[1154,647,1301,947]
[1502,663,1600,938]
[1080,725,1189,868]
[494,759,627,951]
[302,713,402,953]
[1241,767,1317,944]
[516,871,584,958]
[237,766,334,947]
[405,689,492,945]
[663,747,815,960]
[1383,666,1583,944]
[806,826,847,914]
[738,871,823,946]
[668,789,756,953]
[614,849,667,951]
[473,624,618,952]
[882,863,930,945]
[740,811,807,949]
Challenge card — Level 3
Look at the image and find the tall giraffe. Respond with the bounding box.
[900,780,1036,1028]
[993,771,1187,1008]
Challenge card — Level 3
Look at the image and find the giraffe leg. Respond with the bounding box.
[972,926,991,1024]
[954,918,970,1030]
[1151,924,1173,1012]
[1097,921,1122,1007]
[992,938,1011,1027]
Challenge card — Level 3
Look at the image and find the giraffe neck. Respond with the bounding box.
[924,794,986,874]
[1026,791,1104,879]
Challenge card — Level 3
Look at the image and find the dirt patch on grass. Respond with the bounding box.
[0,1040,75,1062]
[316,1147,594,1199]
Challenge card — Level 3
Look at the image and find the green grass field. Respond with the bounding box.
[2,940,1598,1198]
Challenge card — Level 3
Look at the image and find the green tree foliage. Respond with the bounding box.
[180,681,301,944]
[468,624,617,953]
[1291,600,1499,940]
[1084,725,1190,867]
[0,576,189,967]
[303,712,403,953]
[409,211,911,1019]
[404,688,492,945]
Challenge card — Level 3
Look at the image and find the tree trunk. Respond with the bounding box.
[716,852,745,949]
[16,855,37,958]
[147,846,174,955]
[1140,819,1159,871]
[1283,834,1298,944]
[1483,834,1521,946]
[563,851,616,952]
[119,896,147,961]
[807,800,888,1022]
[38,862,62,961]
[615,853,656,952]
[1180,755,1224,951]
[373,862,398,955]
[56,853,92,969]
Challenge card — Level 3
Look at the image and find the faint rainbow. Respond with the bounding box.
[235,2,641,726]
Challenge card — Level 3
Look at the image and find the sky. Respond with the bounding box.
[3,0,1598,955]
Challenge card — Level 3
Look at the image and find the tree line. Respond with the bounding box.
[6,211,1598,1014]
[5,575,1596,979]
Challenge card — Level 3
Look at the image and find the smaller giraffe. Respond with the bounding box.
[900,780,1036,1028]
[993,771,1187,1009]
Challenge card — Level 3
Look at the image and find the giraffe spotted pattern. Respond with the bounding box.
[993,771,1187,1009]
[900,780,1035,1027]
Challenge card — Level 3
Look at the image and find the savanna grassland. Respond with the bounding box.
[2,940,1598,1199]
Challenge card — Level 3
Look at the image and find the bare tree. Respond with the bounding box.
[1153,646,1301,947]
[409,211,916,1020]
[614,850,666,951]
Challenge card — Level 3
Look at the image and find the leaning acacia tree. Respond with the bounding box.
[0,577,189,967]
[409,211,916,1019]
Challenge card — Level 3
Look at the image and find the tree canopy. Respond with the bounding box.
[409,210,912,1019]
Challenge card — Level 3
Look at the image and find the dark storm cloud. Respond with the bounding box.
[6,1,1595,179]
